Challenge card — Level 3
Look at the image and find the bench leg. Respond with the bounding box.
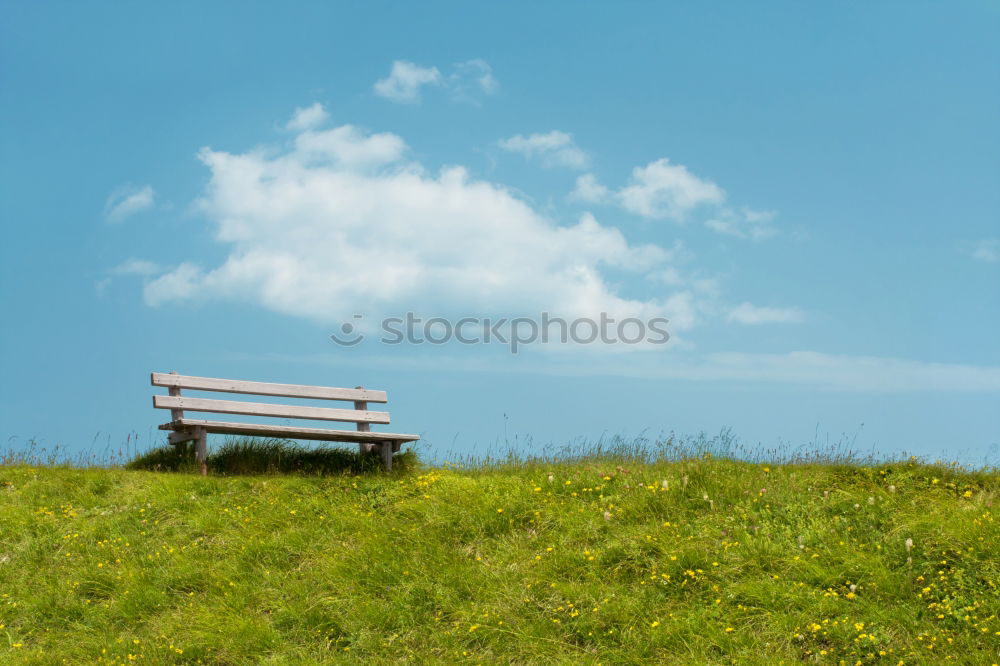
[379,441,393,471]
[358,442,375,456]
[194,427,208,476]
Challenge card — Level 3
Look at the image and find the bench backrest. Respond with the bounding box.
[152,372,391,427]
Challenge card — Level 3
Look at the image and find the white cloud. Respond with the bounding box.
[970,239,999,263]
[499,131,589,169]
[727,302,805,325]
[97,258,164,294]
[448,59,499,102]
[144,107,695,334]
[374,59,498,105]
[104,184,154,222]
[373,61,443,103]
[254,349,1000,393]
[571,173,610,202]
[112,259,162,276]
[566,350,1000,392]
[570,159,729,223]
[619,158,726,221]
[293,124,406,169]
[286,102,329,131]
[673,352,1000,392]
[573,161,778,239]
[144,262,203,304]
[705,207,776,240]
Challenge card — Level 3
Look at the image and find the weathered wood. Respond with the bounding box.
[159,418,419,443]
[152,372,415,471]
[168,430,198,445]
[380,441,394,471]
[194,426,208,476]
[151,373,387,403]
[354,385,375,455]
[153,395,390,424]
[168,371,184,422]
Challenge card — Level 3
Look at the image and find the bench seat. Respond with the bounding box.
[160,418,419,446]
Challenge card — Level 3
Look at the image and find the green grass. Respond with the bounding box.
[0,439,997,664]
[124,438,419,476]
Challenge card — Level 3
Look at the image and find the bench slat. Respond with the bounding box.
[161,419,419,443]
[153,395,391,424]
[151,373,388,403]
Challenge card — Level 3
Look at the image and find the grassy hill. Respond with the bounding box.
[0,441,997,664]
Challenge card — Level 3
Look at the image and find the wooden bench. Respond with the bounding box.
[152,372,419,474]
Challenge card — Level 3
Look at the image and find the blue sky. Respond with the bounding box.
[2,1,998,464]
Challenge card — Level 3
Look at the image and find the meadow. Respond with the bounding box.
[0,436,997,664]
